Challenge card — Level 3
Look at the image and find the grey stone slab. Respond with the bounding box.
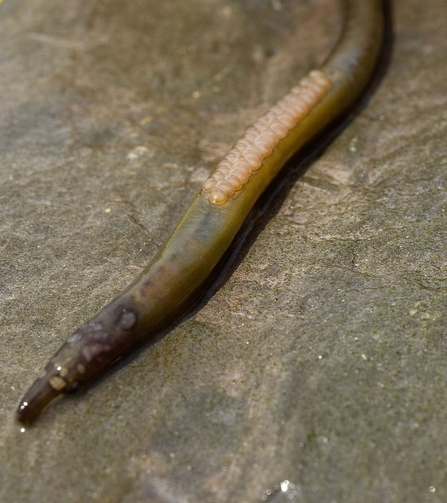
[1,0,446,502]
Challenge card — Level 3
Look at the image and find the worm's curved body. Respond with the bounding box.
[17,0,385,423]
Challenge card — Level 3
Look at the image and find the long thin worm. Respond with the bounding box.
[17,0,385,423]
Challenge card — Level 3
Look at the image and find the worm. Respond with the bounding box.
[17,0,385,423]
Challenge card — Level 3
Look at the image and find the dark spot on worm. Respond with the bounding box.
[63,380,81,394]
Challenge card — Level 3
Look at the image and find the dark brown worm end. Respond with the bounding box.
[16,377,61,425]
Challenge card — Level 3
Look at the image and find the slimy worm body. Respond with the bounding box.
[17,0,385,423]
[203,70,332,205]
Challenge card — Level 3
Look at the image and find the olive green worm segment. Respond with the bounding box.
[17,0,385,424]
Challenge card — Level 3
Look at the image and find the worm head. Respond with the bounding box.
[17,302,139,424]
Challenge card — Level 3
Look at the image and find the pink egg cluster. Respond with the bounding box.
[202,70,331,205]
